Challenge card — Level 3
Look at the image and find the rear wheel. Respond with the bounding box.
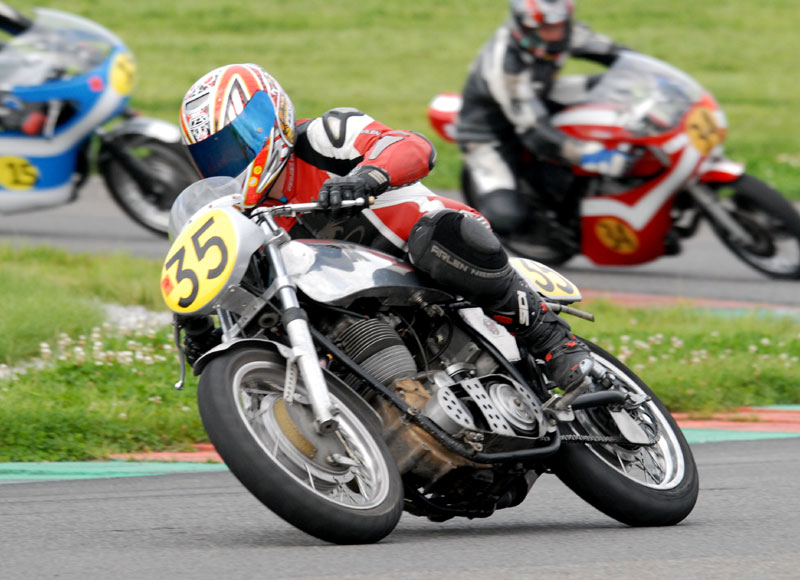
[101,136,197,236]
[709,174,800,279]
[549,340,699,527]
[198,347,403,544]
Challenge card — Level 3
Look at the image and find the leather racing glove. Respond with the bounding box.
[318,165,390,216]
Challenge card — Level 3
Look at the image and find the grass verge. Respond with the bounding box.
[1,246,799,461]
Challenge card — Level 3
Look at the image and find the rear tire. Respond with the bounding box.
[198,347,404,544]
[709,174,800,279]
[549,340,699,527]
[101,136,197,237]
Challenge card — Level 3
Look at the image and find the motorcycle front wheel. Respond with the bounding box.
[709,174,800,279]
[198,347,404,544]
[549,340,699,527]
[100,136,197,237]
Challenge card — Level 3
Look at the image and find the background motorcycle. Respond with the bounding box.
[160,177,698,544]
[428,52,800,279]
[0,6,197,236]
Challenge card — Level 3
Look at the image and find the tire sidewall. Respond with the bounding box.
[198,346,404,544]
[549,340,700,527]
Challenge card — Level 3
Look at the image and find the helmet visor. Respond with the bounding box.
[186,90,277,179]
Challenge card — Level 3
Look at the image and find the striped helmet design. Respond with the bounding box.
[180,64,296,206]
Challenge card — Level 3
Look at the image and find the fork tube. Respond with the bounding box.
[264,240,338,434]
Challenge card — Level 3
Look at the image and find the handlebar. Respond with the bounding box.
[250,196,374,218]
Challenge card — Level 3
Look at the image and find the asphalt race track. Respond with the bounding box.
[0,439,798,579]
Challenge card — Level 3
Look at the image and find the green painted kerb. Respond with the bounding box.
[0,460,228,483]
[682,429,800,444]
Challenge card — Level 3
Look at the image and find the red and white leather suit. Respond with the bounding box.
[260,107,485,256]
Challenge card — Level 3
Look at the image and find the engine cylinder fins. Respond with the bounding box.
[336,318,417,386]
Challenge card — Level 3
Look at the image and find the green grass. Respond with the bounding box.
[569,300,800,415]
[0,244,164,364]
[1,246,799,461]
[12,0,800,198]
[0,328,204,462]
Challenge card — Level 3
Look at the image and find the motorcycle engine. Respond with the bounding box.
[331,313,548,484]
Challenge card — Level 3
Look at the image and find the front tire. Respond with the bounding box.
[549,340,699,527]
[709,174,800,279]
[198,347,404,544]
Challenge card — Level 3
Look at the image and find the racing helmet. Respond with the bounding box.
[179,63,296,207]
[509,0,574,59]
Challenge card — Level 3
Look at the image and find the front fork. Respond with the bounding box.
[685,182,753,245]
[261,229,339,434]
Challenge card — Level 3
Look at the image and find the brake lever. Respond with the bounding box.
[251,196,374,218]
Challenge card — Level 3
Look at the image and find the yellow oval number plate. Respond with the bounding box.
[509,257,582,302]
[160,210,237,314]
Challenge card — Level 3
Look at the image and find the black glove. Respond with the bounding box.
[317,165,390,216]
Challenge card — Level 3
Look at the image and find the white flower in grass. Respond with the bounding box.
[620,335,630,344]
[118,412,127,419]
[633,339,650,350]
[671,337,684,348]
[40,343,52,360]
[748,345,758,353]
[760,337,771,346]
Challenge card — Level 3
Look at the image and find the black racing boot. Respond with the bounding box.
[487,275,592,393]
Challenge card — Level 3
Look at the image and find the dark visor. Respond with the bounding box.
[187,90,277,178]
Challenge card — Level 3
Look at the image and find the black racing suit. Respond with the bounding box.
[456,19,629,233]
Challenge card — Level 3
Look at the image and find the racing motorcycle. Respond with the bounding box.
[0,6,197,236]
[428,52,800,279]
[160,176,698,544]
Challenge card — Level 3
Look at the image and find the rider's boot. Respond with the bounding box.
[406,208,592,393]
[487,273,592,393]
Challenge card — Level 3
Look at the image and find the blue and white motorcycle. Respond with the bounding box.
[0,5,196,236]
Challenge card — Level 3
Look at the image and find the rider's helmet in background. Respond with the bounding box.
[179,63,296,208]
[509,0,574,59]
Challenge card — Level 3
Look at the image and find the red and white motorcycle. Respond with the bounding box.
[428,52,800,279]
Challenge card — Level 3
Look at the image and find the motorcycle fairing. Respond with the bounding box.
[579,139,703,265]
[0,9,132,212]
[161,205,266,315]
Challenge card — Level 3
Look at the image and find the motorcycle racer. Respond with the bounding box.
[457,0,633,234]
[177,63,592,394]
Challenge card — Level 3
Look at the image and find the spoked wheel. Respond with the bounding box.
[100,136,198,237]
[549,340,699,527]
[709,174,800,279]
[198,348,403,544]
